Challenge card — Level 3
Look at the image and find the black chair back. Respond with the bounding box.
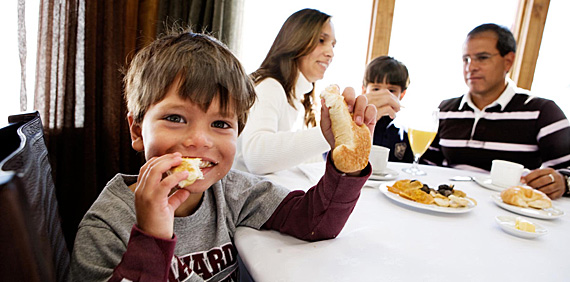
[0,111,70,282]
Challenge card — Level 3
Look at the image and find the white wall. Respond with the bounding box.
[239,0,373,96]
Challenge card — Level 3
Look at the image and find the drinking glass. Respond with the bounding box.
[402,108,439,176]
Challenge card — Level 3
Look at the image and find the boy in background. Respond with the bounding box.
[363,55,413,163]
[69,31,376,282]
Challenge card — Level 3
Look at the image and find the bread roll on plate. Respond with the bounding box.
[500,185,552,209]
[320,85,371,173]
[169,157,204,188]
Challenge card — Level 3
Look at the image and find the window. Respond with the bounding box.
[239,0,373,96]
[5,1,566,128]
[0,1,39,127]
[388,0,519,109]
[531,0,570,117]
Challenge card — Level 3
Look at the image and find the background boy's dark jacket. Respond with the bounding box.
[373,116,414,163]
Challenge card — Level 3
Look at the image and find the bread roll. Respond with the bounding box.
[500,186,552,209]
[320,85,371,173]
[169,157,204,188]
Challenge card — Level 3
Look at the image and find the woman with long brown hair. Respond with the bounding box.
[234,8,337,174]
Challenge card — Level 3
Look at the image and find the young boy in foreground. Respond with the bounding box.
[69,31,376,281]
[363,55,413,163]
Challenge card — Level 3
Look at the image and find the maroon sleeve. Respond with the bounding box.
[108,225,176,282]
[262,156,371,241]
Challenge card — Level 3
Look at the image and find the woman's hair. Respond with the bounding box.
[363,56,410,91]
[251,8,331,127]
[124,30,256,134]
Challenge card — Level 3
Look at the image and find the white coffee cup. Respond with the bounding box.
[370,145,390,174]
[490,160,525,188]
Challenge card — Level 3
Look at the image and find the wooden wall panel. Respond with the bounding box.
[366,0,395,64]
[510,0,550,90]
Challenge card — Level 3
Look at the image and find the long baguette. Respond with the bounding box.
[320,85,371,173]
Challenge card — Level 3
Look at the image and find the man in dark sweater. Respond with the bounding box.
[423,23,570,199]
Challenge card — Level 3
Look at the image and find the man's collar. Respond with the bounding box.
[458,78,517,111]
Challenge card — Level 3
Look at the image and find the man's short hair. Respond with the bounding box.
[467,23,517,56]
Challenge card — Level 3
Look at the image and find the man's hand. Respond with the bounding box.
[521,168,565,199]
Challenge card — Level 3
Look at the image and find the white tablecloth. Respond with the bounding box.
[235,162,570,282]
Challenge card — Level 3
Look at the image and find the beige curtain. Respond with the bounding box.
[156,0,244,53]
[17,0,28,112]
[31,0,244,251]
[34,0,148,250]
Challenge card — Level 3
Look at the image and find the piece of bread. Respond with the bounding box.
[320,85,371,173]
[169,157,204,188]
[500,185,552,209]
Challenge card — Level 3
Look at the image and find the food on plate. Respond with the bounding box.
[433,196,449,207]
[515,217,536,233]
[448,195,470,208]
[401,189,434,205]
[388,179,423,194]
[169,157,204,188]
[387,179,476,208]
[500,186,552,209]
[320,84,371,173]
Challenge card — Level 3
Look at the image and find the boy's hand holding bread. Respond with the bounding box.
[133,153,193,239]
[320,85,376,174]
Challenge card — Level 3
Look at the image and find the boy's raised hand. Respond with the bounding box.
[133,152,191,239]
[364,89,401,120]
[320,87,377,150]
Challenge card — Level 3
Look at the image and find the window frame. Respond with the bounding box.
[366,0,550,91]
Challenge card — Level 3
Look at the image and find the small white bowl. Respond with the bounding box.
[495,215,547,239]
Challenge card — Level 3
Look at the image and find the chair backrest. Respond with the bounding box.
[0,111,70,282]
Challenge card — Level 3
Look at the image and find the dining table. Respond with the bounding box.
[234,161,570,282]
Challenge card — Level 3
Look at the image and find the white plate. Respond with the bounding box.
[495,215,547,239]
[369,168,399,181]
[378,184,476,214]
[473,176,511,192]
[491,194,565,219]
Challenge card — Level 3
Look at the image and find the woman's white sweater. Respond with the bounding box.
[233,73,330,174]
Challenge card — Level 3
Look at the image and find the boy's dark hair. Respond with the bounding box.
[467,23,517,56]
[124,31,256,134]
[363,55,410,91]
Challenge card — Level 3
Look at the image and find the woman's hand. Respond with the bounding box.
[364,89,401,120]
[521,168,566,199]
[133,152,191,239]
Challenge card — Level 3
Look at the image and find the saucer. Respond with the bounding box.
[472,176,512,192]
[495,215,547,239]
[369,168,398,181]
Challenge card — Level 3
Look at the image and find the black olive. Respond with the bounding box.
[441,189,453,197]
[438,184,453,190]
